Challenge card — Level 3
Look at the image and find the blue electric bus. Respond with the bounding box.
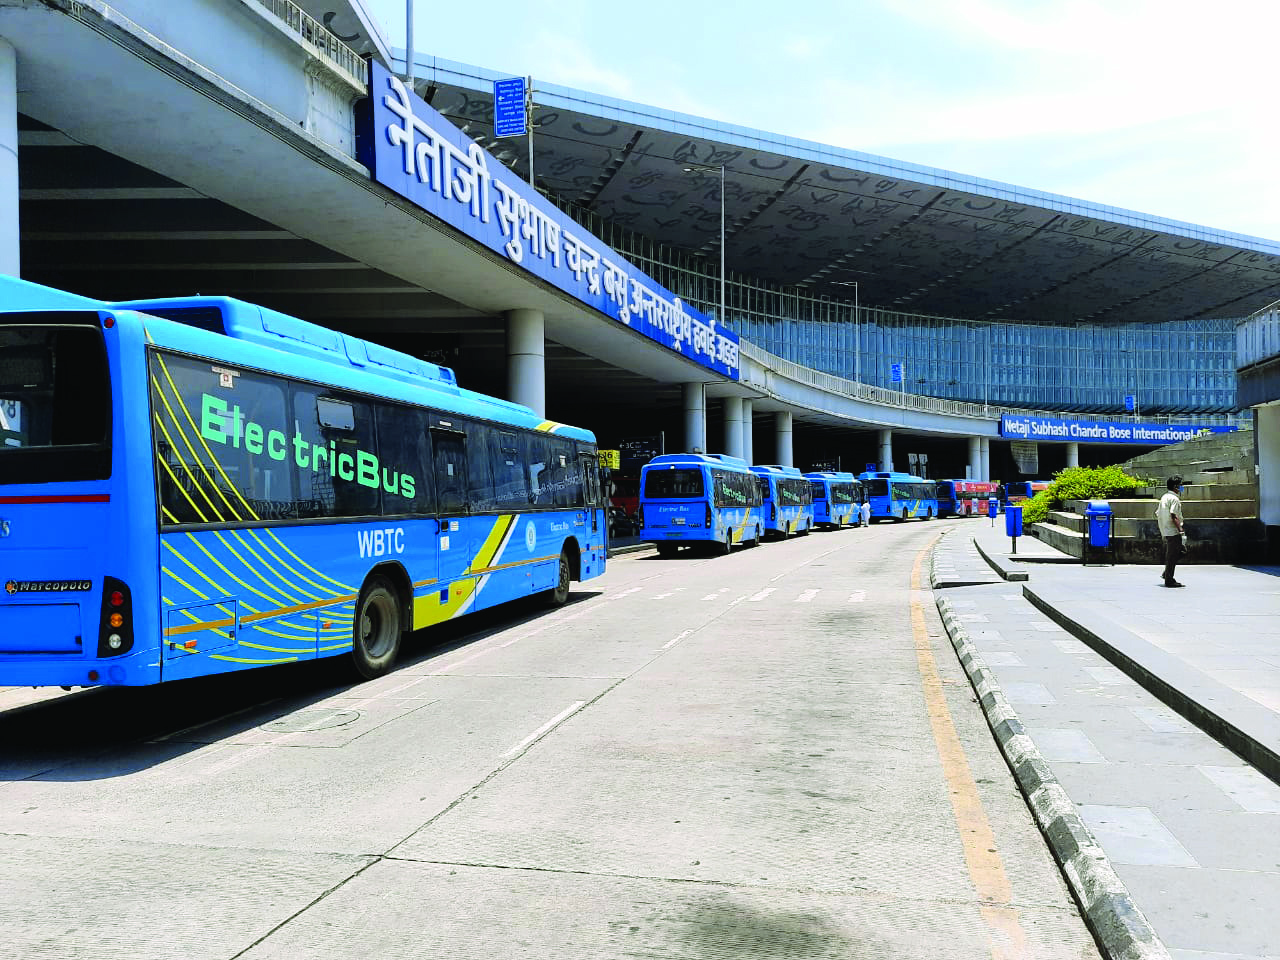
[857,471,939,522]
[639,453,764,557]
[750,464,814,538]
[805,471,861,528]
[0,277,606,687]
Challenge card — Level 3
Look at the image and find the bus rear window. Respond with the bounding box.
[0,323,111,483]
[865,479,888,498]
[644,469,703,499]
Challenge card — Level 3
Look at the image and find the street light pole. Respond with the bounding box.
[719,163,725,325]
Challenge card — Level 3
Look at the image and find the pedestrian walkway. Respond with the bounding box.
[933,521,1280,960]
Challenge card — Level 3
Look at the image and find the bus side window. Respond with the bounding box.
[374,403,435,516]
[489,429,531,509]
[465,422,498,513]
[430,428,468,514]
[293,387,378,520]
[526,434,555,508]
[551,439,584,507]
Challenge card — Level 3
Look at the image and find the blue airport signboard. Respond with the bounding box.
[362,62,740,380]
[1000,415,1236,445]
[890,362,903,383]
[493,76,526,138]
[1124,395,1136,412]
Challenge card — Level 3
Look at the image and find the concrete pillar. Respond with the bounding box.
[722,396,743,459]
[1065,442,1080,469]
[968,436,981,480]
[980,438,991,482]
[683,382,705,454]
[878,429,893,472]
[775,411,793,467]
[1258,404,1280,527]
[0,38,17,277]
[741,399,754,465]
[505,309,544,418]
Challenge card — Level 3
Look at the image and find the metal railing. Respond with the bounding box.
[258,0,368,90]
[740,341,1247,428]
[1238,299,1280,371]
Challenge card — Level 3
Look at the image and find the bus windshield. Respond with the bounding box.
[864,479,888,498]
[644,468,704,499]
[0,321,111,483]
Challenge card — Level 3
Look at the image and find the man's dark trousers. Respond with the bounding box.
[1162,535,1182,583]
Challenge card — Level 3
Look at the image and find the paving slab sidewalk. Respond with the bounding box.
[933,522,1280,960]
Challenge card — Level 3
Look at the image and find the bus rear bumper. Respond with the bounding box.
[0,654,160,688]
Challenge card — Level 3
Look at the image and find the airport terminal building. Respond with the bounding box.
[2,0,1279,491]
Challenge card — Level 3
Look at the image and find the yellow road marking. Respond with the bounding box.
[911,542,1028,960]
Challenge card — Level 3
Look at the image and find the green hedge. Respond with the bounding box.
[1022,465,1147,525]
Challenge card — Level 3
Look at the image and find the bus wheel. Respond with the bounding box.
[927,508,934,519]
[656,542,679,558]
[898,508,907,522]
[351,576,402,680]
[719,532,733,555]
[545,549,572,606]
[798,521,811,536]
[747,525,762,547]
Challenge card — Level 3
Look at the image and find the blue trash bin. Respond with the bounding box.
[1005,505,1023,538]
[987,497,999,519]
[1084,500,1112,548]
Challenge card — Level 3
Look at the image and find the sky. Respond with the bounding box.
[364,0,1280,242]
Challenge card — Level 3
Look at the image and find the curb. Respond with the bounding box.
[606,541,655,558]
[972,536,1030,581]
[1023,585,1280,788]
[930,552,1170,960]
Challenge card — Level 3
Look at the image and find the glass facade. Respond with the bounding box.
[560,200,1240,415]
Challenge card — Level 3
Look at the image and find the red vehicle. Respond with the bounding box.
[935,479,1001,517]
[1003,480,1050,505]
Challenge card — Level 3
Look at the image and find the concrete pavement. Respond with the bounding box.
[933,520,1280,960]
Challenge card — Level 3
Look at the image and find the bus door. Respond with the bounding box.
[429,428,477,617]
[579,453,605,579]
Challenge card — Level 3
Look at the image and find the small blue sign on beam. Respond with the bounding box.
[1124,394,1136,412]
[493,76,527,138]
[890,362,903,384]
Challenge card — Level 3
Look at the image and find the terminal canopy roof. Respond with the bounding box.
[416,58,1280,327]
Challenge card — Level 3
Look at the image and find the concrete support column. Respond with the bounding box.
[0,38,18,277]
[968,436,981,480]
[722,396,743,459]
[1258,404,1280,527]
[879,429,893,472]
[505,309,544,418]
[1066,442,1080,469]
[775,411,793,467]
[741,399,754,465]
[683,382,706,454]
[980,438,991,482]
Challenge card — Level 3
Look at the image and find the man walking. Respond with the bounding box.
[1156,475,1186,588]
[860,498,872,528]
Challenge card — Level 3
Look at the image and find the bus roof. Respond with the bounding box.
[0,274,106,311]
[857,471,926,482]
[750,464,805,477]
[645,453,750,470]
[803,471,856,481]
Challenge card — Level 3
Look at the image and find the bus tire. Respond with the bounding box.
[898,508,907,522]
[798,520,811,536]
[719,532,732,555]
[747,525,762,547]
[927,507,934,519]
[351,576,403,680]
[544,549,572,606]
[656,542,679,558]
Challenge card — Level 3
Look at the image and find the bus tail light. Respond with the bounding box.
[637,505,644,527]
[770,503,776,522]
[705,503,713,528]
[97,576,134,657]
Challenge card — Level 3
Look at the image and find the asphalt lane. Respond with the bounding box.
[1,520,1100,959]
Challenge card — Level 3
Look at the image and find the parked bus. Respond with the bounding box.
[639,453,763,557]
[935,479,1001,517]
[1003,480,1050,505]
[750,464,814,538]
[857,471,939,522]
[0,278,606,688]
[804,471,861,528]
